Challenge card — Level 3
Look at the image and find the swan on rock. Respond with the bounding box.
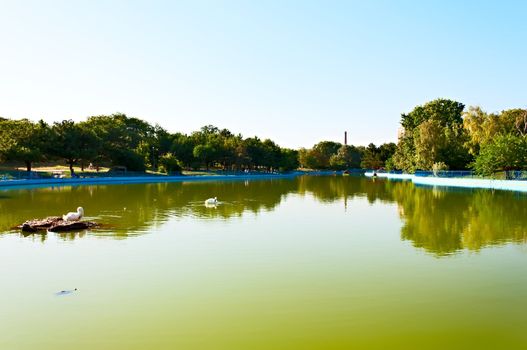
[63,207,84,222]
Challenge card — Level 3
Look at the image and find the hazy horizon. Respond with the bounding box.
[1,0,526,148]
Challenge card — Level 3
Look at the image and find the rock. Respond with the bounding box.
[18,217,98,233]
[48,221,98,232]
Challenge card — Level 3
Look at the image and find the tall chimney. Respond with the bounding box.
[344,131,347,146]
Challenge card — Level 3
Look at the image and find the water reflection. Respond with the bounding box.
[1,176,526,255]
[0,179,298,237]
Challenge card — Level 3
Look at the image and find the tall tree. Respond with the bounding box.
[472,134,527,176]
[394,99,468,171]
[51,120,101,173]
[329,145,361,169]
[0,119,51,172]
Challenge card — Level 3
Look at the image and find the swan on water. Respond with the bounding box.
[204,197,218,205]
[63,207,84,222]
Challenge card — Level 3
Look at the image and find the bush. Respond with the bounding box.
[472,134,527,176]
[159,153,182,174]
[113,150,146,172]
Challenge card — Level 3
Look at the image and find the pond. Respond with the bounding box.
[1,176,527,349]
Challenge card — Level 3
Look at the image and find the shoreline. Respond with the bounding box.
[0,172,303,190]
[364,172,527,192]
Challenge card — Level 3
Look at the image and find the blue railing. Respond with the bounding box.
[373,170,403,174]
[502,171,527,180]
[414,170,475,178]
[413,170,527,181]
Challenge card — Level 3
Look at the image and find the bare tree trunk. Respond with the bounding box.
[25,161,32,172]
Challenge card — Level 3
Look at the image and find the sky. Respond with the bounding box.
[0,0,526,148]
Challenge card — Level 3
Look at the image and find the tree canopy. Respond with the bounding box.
[393,99,470,172]
[0,114,299,173]
[1,101,526,176]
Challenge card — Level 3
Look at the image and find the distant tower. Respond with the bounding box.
[344,131,348,146]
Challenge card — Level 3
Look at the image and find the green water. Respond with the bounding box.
[1,176,526,349]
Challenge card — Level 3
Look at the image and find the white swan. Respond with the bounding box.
[204,197,218,205]
[63,207,84,222]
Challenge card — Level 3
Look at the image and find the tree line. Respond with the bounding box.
[391,99,527,175]
[298,141,396,170]
[0,114,299,174]
[2,99,525,176]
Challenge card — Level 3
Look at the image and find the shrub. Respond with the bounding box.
[159,153,182,174]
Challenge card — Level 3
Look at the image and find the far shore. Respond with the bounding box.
[0,172,306,189]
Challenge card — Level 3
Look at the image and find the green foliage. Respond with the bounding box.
[298,148,318,169]
[359,143,396,169]
[279,148,299,171]
[300,142,393,170]
[82,113,153,170]
[4,99,524,176]
[112,149,146,172]
[401,98,465,131]
[392,135,417,172]
[0,119,51,171]
[384,157,396,171]
[360,144,384,169]
[463,107,527,155]
[329,145,361,170]
[193,144,217,169]
[51,120,102,172]
[472,134,527,176]
[158,153,182,174]
[394,98,470,172]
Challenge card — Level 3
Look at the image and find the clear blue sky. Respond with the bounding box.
[0,0,526,148]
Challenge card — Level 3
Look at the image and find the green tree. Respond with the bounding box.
[360,144,384,169]
[193,144,216,170]
[378,143,397,163]
[0,119,51,172]
[51,120,101,173]
[278,148,299,171]
[414,119,471,170]
[171,133,196,168]
[329,145,361,169]
[394,99,467,172]
[472,134,527,176]
[298,148,317,169]
[312,141,341,169]
[83,113,153,169]
[401,98,465,130]
[244,137,266,169]
[158,153,182,174]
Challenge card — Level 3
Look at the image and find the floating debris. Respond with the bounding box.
[55,288,78,296]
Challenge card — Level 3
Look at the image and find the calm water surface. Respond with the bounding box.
[1,176,526,349]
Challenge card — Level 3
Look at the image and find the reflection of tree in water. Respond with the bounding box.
[0,179,299,237]
[297,175,397,203]
[387,182,527,256]
[296,176,527,256]
[395,185,468,255]
[1,177,527,253]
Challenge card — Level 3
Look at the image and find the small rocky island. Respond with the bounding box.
[19,217,98,233]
